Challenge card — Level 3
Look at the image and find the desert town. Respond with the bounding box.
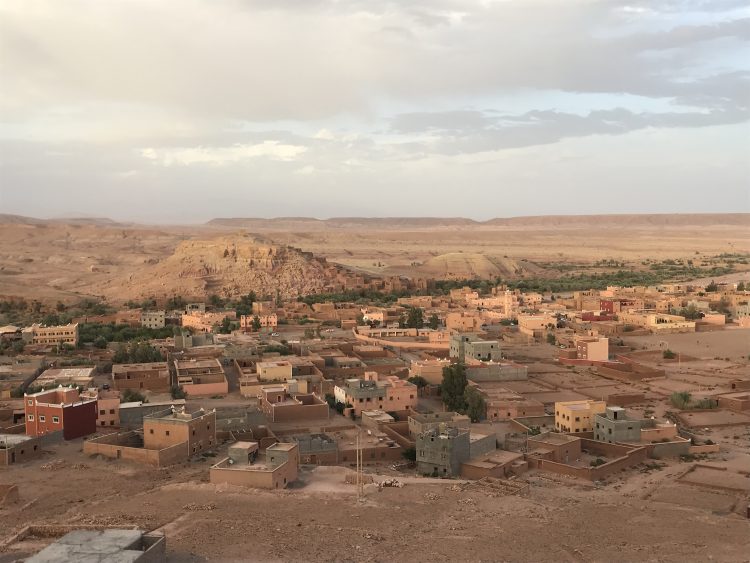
[1,242,749,561]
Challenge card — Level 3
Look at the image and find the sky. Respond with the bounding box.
[0,0,748,223]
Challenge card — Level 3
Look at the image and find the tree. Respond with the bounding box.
[252,315,262,331]
[670,391,692,409]
[679,304,702,320]
[402,447,417,462]
[408,375,428,396]
[428,313,440,330]
[166,295,187,310]
[397,314,406,329]
[93,336,108,349]
[737,281,746,292]
[441,363,468,412]
[406,307,424,329]
[464,385,486,422]
[705,280,718,292]
[304,328,316,339]
[122,389,146,403]
[113,340,164,364]
[171,385,187,400]
[716,297,731,316]
[215,316,232,334]
[546,332,556,345]
[11,340,25,354]
[663,349,676,359]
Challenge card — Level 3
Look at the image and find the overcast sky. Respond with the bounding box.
[1,0,748,223]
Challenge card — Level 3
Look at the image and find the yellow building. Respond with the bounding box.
[28,323,79,346]
[256,361,293,382]
[618,310,695,333]
[555,400,606,433]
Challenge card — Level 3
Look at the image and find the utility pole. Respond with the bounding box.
[355,430,364,501]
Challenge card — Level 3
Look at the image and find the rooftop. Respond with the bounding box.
[26,529,158,563]
[144,406,213,422]
[530,432,579,445]
[37,367,96,379]
[112,362,169,371]
[0,433,33,447]
[174,358,222,369]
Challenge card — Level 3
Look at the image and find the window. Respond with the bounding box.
[100,410,106,415]
[149,429,154,434]
[575,417,580,422]
[110,421,115,425]
[39,415,46,422]
[52,416,59,424]
[28,414,34,421]
[109,409,115,415]
[101,421,106,426]
[28,399,33,406]
[165,430,170,436]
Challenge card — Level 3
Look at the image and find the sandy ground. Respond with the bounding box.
[2,440,750,562]
[1,220,748,304]
[623,329,750,363]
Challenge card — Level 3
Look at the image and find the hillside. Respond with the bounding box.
[394,253,545,279]
[207,213,748,231]
[109,236,341,300]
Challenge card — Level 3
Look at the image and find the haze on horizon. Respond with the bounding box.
[1,0,749,223]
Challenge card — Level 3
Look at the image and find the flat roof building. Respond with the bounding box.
[27,529,165,563]
[173,358,228,396]
[555,400,606,433]
[112,362,171,392]
[210,441,299,490]
[24,386,97,440]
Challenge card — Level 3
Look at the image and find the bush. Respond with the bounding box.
[402,447,417,462]
[590,457,606,467]
[121,389,146,403]
[670,391,692,409]
[696,398,717,410]
[171,386,187,400]
[663,349,676,359]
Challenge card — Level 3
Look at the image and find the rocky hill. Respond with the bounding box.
[394,253,545,279]
[101,235,343,301]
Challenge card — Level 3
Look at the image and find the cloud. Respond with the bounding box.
[1,0,748,219]
[140,141,307,166]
